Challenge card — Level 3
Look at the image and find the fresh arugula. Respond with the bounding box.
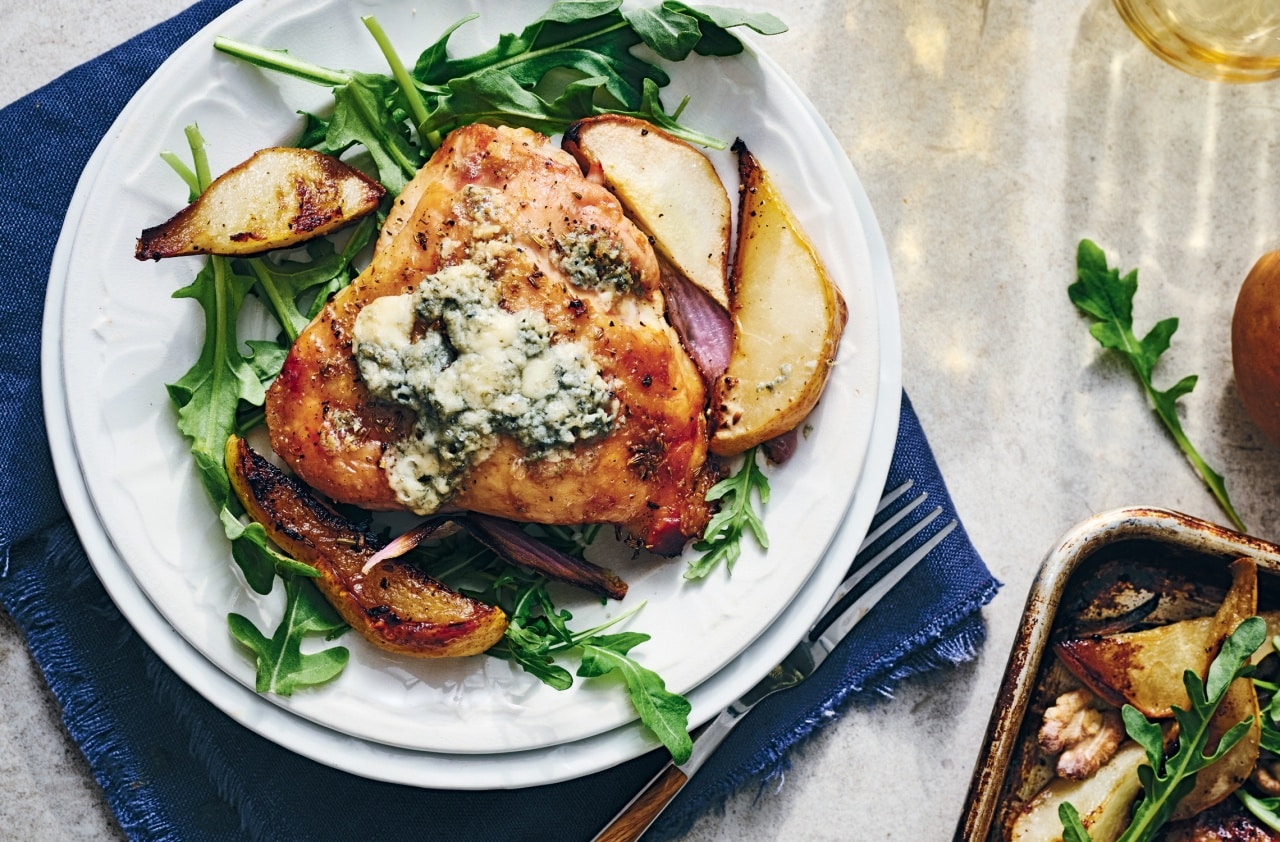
[685,446,770,580]
[579,633,693,764]
[1060,820,1093,842]
[1241,669,1280,829]
[1069,239,1246,532]
[212,0,787,188]
[163,126,329,593]
[1257,674,1280,753]
[1059,615,1266,842]
[423,529,693,762]
[237,216,378,343]
[228,574,350,695]
[1238,790,1280,832]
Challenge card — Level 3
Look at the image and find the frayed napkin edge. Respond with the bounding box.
[0,526,176,842]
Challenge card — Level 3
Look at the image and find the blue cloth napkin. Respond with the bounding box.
[0,2,1000,839]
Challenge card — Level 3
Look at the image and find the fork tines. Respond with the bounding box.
[808,479,957,642]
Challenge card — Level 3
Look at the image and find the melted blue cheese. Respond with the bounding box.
[352,263,616,514]
[556,226,638,294]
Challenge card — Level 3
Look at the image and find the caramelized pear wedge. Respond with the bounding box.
[563,115,732,310]
[136,147,384,260]
[1054,558,1261,721]
[1170,661,1261,820]
[1008,739,1147,842]
[709,141,848,457]
[1055,616,1215,718]
[1171,558,1261,820]
[225,435,507,658]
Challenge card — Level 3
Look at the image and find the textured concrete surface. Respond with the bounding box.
[8,0,1280,839]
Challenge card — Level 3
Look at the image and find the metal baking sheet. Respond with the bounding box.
[955,507,1280,841]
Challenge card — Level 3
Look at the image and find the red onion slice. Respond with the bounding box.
[463,514,629,601]
[661,262,733,384]
[762,428,799,465]
[359,517,453,574]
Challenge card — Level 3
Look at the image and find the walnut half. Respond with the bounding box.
[1039,688,1126,780]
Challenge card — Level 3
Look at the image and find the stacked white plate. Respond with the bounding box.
[42,0,901,788]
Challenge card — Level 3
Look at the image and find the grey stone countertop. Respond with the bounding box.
[7,0,1280,839]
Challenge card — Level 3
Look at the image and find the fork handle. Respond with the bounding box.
[592,763,689,842]
[593,710,742,841]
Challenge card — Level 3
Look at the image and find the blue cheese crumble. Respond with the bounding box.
[756,363,793,392]
[352,263,616,514]
[555,226,638,294]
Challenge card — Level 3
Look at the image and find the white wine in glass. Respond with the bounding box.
[1114,0,1280,82]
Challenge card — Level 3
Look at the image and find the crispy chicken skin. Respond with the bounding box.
[266,124,714,554]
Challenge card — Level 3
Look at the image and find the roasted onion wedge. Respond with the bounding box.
[225,435,507,658]
[136,147,384,260]
[463,514,628,601]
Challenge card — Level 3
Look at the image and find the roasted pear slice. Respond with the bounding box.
[563,114,732,310]
[1171,657,1260,820]
[1171,558,1261,820]
[1055,616,1215,718]
[709,141,848,456]
[1054,558,1261,721]
[1008,740,1146,842]
[225,435,507,658]
[136,147,384,260]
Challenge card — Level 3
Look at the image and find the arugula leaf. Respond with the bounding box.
[624,2,786,61]
[220,508,318,589]
[420,69,609,139]
[162,127,315,593]
[215,1,784,161]
[1069,239,1246,532]
[578,632,693,764]
[361,15,432,132]
[622,4,703,61]
[166,255,262,506]
[211,37,424,195]
[676,2,788,34]
[1058,803,1092,842]
[491,573,578,689]
[418,529,693,762]
[1243,666,1280,828]
[1259,674,1280,754]
[685,446,770,580]
[243,340,289,384]
[606,77,712,144]
[1062,616,1266,842]
[323,73,425,195]
[228,575,349,695]
[525,522,604,557]
[412,2,649,98]
[237,214,377,342]
[1238,790,1280,832]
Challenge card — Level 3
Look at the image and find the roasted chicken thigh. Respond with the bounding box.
[266,124,715,553]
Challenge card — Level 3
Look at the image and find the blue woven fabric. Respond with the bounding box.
[0,2,1000,839]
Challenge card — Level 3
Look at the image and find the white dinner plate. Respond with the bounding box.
[44,0,900,779]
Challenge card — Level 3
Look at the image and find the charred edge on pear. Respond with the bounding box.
[227,436,508,657]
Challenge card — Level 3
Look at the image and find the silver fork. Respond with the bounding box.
[592,480,958,842]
